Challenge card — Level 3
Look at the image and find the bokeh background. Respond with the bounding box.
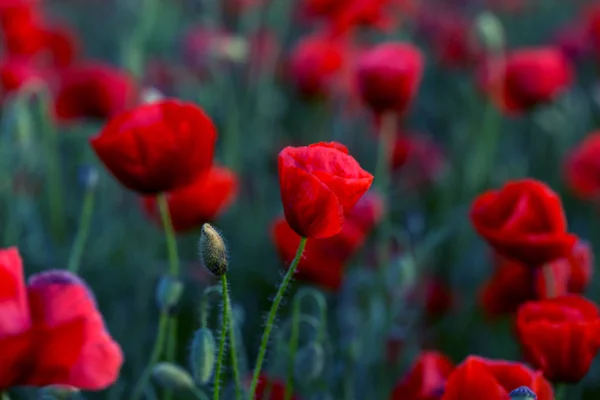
[3,0,600,398]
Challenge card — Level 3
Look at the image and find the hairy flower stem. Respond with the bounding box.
[213,275,242,400]
[130,312,170,400]
[158,193,181,400]
[67,182,96,274]
[249,237,308,398]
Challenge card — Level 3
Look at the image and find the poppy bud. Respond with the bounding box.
[156,275,184,312]
[474,12,504,53]
[36,385,80,400]
[141,87,164,104]
[509,386,537,400]
[294,342,325,383]
[78,165,99,189]
[152,363,196,393]
[189,327,216,385]
[199,223,228,276]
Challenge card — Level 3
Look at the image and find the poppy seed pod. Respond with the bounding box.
[199,223,228,276]
[189,328,216,385]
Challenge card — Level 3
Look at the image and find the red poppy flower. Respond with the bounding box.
[0,58,42,100]
[482,241,592,317]
[516,295,600,383]
[250,375,298,400]
[142,166,238,233]
[470,179,577,267]
[0,247,122,390]
[0,1,45,57]
[182,27,240,78]
[273,191,383,289]
[442,356,554,400]
[54,62,137,121]
[416,9,481,69]
[564,132,600,201]
[391,351,453,400]
[391,133,445,189]
[278,141,373,239]
[288,35,345,99]
[41,24,79,67]
[90,99,217,194]
[554,23,591,61]
[356,42,423,115]
[481,47,573,115]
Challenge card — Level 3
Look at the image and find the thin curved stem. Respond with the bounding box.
[157,193,180,400]
[213,276,230,400]
[249,237,308,398]
[67,183,96,274]
[130,312,170,400]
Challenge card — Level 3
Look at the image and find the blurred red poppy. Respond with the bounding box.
[249,375,298,400]
[442,356,554,400]
[0,58,42,100]
[272,191,383,289]
[0,247,123,389]
[0,0,45,57]
[391,351,453,400]
[356,42,423,115]
[54,62,137,121]
[278,141,373,239]
[391,133,445,189]
[470,179,577,267]
[564,132,600,201]
[516,295,600,383]
[288,34,345,99]
[482,240,592,317]
[41,23,79,67]
[481,48,573,115]
[142,166,239,233]
[90,99,217,194]
[415,9,480,69]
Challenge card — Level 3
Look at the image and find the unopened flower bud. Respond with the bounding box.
[474,12,505,53]
[509,386,537,400]
[78,166,99,189]
[156,275,184,312]
[294,342,325,383]
[152,362,196,393]
[199,224,228,276]
[141,87,164,104]
[189,327,216,385]
[36,385,80,400]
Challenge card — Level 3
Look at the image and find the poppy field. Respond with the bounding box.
[4,0,600,399]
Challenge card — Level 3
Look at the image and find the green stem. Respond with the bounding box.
[249,237,308,398]
[222,276,243,399]
[67,183,96,273]
[158,193,180,400]
[38,93,66,243]
[554,384,568,400]
[213,277,230,400]
[130,312,170,400]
